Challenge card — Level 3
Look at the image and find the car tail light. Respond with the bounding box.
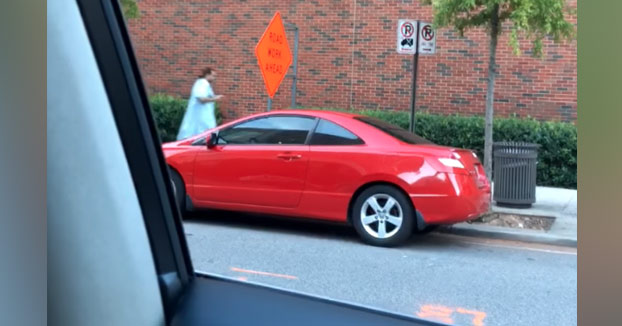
[438,158,465,169]
[474,163,489,189]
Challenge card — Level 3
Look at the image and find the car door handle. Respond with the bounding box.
[276,153,302,161]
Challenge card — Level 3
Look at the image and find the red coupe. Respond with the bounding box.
[163,110,491,246]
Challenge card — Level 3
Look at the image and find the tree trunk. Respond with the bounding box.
[484,4,500,183]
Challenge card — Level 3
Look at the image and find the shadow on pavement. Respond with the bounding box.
[184,209,358,238]
[183,209,472,249]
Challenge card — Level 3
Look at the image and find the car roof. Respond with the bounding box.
[252,109,361,120]
[169,109,372,146]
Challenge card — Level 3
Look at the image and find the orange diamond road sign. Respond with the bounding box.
[255,11,292,99]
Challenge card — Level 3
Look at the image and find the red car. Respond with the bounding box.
[163,110,491,246]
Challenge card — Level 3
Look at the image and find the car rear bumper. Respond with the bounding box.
[409,173,491,225]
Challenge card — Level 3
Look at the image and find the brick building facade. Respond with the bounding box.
[128,0,577,122]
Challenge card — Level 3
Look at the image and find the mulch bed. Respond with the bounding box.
[469,213,555,231]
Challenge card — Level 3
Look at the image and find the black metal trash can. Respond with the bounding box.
[493,142,539,208]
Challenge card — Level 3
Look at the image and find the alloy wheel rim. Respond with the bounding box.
[360,193,403,239]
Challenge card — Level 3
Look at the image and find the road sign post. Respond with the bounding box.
[291,25,299,108]
[255,12,293,111]
[409,21,420,133]
[284,22,299,109]
[397,20,436,133]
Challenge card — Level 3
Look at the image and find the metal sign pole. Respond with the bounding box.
[284,23,299,109]
[267,97,272,111]
[409,21,420,133]
[291,25,299,109]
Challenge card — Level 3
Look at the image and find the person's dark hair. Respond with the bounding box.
[200,67,213,78]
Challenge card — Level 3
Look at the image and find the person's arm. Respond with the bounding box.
[197,94,224,103]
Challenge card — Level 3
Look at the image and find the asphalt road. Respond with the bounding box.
[183,211,577,326]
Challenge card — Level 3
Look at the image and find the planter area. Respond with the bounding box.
[470,213,555,231]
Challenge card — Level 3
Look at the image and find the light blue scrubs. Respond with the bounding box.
[176,78,217,140]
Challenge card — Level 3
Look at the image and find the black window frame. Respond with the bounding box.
[76,0,193,321]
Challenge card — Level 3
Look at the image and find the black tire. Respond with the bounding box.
[351,185,414,247]
[169,168,185,214]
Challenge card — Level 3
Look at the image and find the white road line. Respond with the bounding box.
[230,266,299,280]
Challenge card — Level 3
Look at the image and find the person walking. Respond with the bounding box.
[176,67,224,140]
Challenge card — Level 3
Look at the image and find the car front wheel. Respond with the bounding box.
[352,185,414,247]
[169,168,185,214]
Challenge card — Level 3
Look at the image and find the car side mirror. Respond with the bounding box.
[207,132,218,149]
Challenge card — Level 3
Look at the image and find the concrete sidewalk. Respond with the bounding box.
[438,185,577,247]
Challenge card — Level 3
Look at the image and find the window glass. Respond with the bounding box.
[310,119,364,145]
[219,116,315,145]
[122,1,578,324]
[354,116,434,145]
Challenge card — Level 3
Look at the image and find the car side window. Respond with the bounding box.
[310,119,364,145]
[218,116,316,145]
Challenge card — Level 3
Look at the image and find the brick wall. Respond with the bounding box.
[128,0,577,122]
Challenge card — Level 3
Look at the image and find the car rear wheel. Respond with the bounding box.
[170,168,185,214]
[352,185,414,247]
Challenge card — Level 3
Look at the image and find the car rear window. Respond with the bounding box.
[353,116,434,145]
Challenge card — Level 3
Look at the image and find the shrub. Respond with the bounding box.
[149,94,223,142]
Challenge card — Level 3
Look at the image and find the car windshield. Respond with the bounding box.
[354,116,434,145]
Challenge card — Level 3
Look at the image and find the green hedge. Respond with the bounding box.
[149,94,223,142]
[148,96,576,189]
[310,108,577,189]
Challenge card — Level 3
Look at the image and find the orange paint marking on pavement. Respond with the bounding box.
[433,233,577,255]
[456,307,487,326]
[416,305,454,324]
[230,267,298,280]
[416,304,488,326]
[463,239,576,255]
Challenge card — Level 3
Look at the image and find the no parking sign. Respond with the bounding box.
[396,19,417,54]
[418,22,436,54]
[396,20,436,133]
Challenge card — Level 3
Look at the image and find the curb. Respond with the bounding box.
[435,223,577,248]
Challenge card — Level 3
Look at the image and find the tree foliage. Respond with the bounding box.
[423,0,575,56]
[121,0,139,19]
[422,0,575,183]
